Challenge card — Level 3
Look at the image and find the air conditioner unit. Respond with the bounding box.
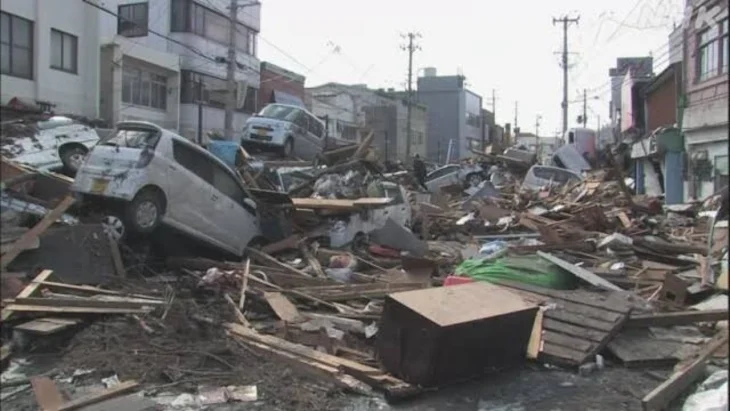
[236,80,249,109]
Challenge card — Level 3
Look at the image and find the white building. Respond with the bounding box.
[1,0,260,142]
[1,0,101,118]
[97,0,261,141]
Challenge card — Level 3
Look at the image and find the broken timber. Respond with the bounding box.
[537,251,623,291]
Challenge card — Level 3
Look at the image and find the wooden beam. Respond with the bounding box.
[0,196,75,270]
[1,269,54,322]
[537,251,623,291]
[641,330,729,411]
[246,247,312,278]
[627,309,728,328]
[57,380,139,411]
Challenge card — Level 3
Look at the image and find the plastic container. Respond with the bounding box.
[207,140,241,168]
[443,275,475,287]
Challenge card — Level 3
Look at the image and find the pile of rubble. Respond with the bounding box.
[0,135,728,411]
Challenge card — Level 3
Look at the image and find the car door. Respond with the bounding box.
[425,165,461,192]
[302,113,325,158]
[209,161,260,256]
[168,139,221,242]
[290,110,312,159]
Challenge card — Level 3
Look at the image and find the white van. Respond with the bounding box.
[72,121,261,257]
[241,104,326,160]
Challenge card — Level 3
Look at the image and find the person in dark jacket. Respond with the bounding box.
[412,154,429,191]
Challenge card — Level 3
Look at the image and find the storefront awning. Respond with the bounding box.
[272,90,305,108]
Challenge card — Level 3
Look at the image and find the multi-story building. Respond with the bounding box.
[258,61,305,110]
[306,83,427,160]
[416,69,483,162]
[97,0,260,141]
[1,0,102,119]
[682,0,728,201]
[608,57,654,133]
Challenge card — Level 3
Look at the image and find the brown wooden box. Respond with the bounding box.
[376,282,538,387]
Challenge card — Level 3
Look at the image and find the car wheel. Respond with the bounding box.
[125,190,164,234]
[282,138,294,158]
[102,215,126,242]
[60,147,88,173]
[466,173,483,188]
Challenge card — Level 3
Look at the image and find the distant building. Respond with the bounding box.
[608,57,654,134]
[681,2,728,201]
[416,69,483,162]
[306,83,427,160]
[258,61,305,110]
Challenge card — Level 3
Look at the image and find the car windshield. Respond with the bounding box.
[258,105,300,122]
[102,127,161,149]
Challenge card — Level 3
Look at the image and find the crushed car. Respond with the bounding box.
[424,163,486,193]
[521,164,584,191]
[71,121,262,258]
[0,115,100,174]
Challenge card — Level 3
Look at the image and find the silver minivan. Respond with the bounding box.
[241,104,326,160]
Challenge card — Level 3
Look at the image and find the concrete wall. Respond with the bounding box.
[0,0,100,118]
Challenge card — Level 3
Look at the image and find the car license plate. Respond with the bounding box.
[91,178,109,194]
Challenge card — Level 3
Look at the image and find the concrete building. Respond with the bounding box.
[97,0,260,141]
[306,83,427,160]
[608,57,654,134]
[258,61,305,110]
[1,0,101,119]
[619,69,653,141]
[416,70,483,162]
[682,1,728,201]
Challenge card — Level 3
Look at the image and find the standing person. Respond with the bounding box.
[412,154,429,191]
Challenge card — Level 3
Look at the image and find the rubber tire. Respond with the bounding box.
[281,138,294,158]
[124,191,164,234]
[60,147,87,174]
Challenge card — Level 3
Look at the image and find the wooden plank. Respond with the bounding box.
[4,304,152,314]
[626,309,728,328]
[0,196,75,270]
[224,293,249,327]
[239,259,250,310]
[57,380,139,411]
[13,297,161,310]
[30,376,65,410]
[539,342,591,366]
[606,328,683,368]
[1,269,54,322]
[554,300,623,324]
[263,292,303,323]
[541,318,606,343]
[15,318,81,335]
[246,247,312,278]
[492,279,632,314]
[247,274,337,310]
[526,308,545,359]
[34,281,161,300]
[227,323,378,375]
[108,235,126,278]
[542,330,594,352]
[544,309,616,333]
[537,251,623,291]
[642,330,729,411]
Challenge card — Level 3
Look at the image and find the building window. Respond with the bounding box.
[697,20,727,81]
[0,12,33,79]
[122,67,168,110]
[118,2,149,37]
[180,70,257,112]
[50,29,78,74]
[170,0,257,56]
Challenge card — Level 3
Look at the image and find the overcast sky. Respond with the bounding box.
[256,0,685,137]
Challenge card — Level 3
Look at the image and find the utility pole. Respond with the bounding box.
[514,101,518,131]
[582,88,588,128]
[225,1,260,141]
[224,0,238,141]
[197,77,204,145]
[535,115,542,158]
[553,15,580,137]
[491,89,497,119]
[401,32,421,158]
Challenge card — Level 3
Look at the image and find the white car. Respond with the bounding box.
[328,182,412,248]
[0,116,99,173]
[424,164,486,193]
[241,104,327,160]
[72,121,261,258]
[521,165,583,191]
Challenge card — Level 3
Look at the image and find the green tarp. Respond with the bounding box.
[455,255,578,290]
